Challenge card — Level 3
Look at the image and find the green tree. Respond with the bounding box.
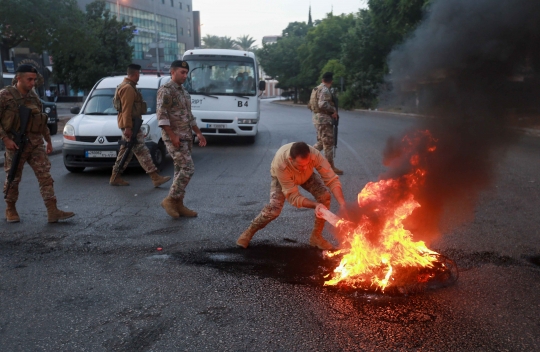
[218,36,236,49]
[0,0,82,72]
[202,34,220,48]
[50,0,134,91]
[341,0,431,108]
[234,35,257,51]
[320,59,346,85]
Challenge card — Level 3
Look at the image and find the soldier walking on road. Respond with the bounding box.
[236,141,347,250]
[109,64,171,187]
[0,65,74,223]
[309,72,344,175]
[157,60,207,218]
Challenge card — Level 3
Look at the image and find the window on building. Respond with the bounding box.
[161,0,165,4]
[179,2,182,9]
[187,4,190,12]
[180,27,183,35]
[170,0,174,6]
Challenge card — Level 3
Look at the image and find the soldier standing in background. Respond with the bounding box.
[157,60,207,218]
[0,65,74,223]
[309,72,344,175]
[109,63,171,187]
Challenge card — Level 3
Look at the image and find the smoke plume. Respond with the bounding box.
[382,0,540,242]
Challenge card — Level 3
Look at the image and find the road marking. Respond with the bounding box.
[339,137,376,180]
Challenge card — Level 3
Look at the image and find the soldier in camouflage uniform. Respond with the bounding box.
[0,65,74,223]
[157,60,207,218]
[310,72,343,175]
[109,63,170,188]
[236,142,347,250]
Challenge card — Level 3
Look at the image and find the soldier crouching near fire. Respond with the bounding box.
[0,64,75,223]
[157,60,207,218]
[109,63,171,187]
[236,141,347,250]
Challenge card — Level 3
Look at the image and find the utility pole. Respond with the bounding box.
[153,0,160,76]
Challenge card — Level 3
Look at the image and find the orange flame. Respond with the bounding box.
[324,131,440,291]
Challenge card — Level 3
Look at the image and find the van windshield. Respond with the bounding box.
[83,88,157,115]
[183,59,256,96]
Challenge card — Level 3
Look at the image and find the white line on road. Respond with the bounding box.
[339,137,376,180]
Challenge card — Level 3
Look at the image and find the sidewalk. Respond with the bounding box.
[271,100,540,137]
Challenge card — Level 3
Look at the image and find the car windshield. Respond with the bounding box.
[183,59,256,96]
[83,88,157,115]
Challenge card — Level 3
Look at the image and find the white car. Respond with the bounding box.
[62,75,171,173]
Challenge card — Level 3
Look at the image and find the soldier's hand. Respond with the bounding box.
[124,128,132,140]
[332,112,338,119]
[171,134,181,148]
[46,141,53,154]
[3,138,18,151]
[197,133,207,147]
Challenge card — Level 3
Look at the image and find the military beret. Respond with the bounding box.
[128,63,141,70]
[170,60,189,71]
[322,72,333,81]
[16,64,38,73]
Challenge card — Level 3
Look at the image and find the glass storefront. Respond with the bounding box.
[104,2,185,62]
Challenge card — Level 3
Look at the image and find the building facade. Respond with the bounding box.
[76,0,196,73]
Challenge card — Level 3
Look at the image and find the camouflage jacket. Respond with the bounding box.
[0,86,49,145]
[312,83,336,125]
[157,80,196,140]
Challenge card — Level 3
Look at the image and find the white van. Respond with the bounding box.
[62,75,170,173]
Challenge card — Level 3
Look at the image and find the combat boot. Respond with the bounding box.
[236,224,261,248]
[161,196,180,218]
[5,201,20,223]
[176,199,197,217]
[109,172,129,186]
[309,218,334,250]
[45,200,75,223]
[149,172,171,188]
[329,161,344,175]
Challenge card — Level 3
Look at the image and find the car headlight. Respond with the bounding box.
[141,124,150,138]
[238,119,257,124]
[44,107,51,114]
[63,124,75,141]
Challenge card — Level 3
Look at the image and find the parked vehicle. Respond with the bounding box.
[62,75,171,173]
[182,49,266,143]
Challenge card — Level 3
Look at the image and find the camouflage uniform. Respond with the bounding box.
[0,86,55,203]
[156,80,196,200]
[312,83,337,166]
[112,79,157,174]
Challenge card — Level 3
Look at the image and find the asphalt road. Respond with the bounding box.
[1,100,539,351]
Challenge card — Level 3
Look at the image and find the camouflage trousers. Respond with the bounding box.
[3,142,55,203]
[164,139,194,200]
[313,123,335,165]
[113,129,157,174]
[250,174,331,230]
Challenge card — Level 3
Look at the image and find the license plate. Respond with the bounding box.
[85,150,117,158]
[206,124,226,129]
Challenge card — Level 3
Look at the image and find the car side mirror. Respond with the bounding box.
[70,106,81,114]
[258,80,266,91]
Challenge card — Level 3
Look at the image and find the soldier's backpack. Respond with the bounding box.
[308,86,321,113]
[112,84,123,112]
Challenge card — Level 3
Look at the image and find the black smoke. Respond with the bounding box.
[381,0,540,242]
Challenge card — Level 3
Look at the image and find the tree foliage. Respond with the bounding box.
[235,35,257,51]
[50,0,134,91]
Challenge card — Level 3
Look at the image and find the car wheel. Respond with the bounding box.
[65,166,85,173]
[152,141,166,171]
[243,135,256,144]
[48,122,58,135]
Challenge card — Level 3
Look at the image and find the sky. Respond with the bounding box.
[193,0,367,47]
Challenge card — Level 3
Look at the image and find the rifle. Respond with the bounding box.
[113,118,143,180]
[4,105,32,199]
[331,92,339,158]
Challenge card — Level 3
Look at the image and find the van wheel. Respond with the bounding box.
[65,166,85,173]
[152,141,166,171]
